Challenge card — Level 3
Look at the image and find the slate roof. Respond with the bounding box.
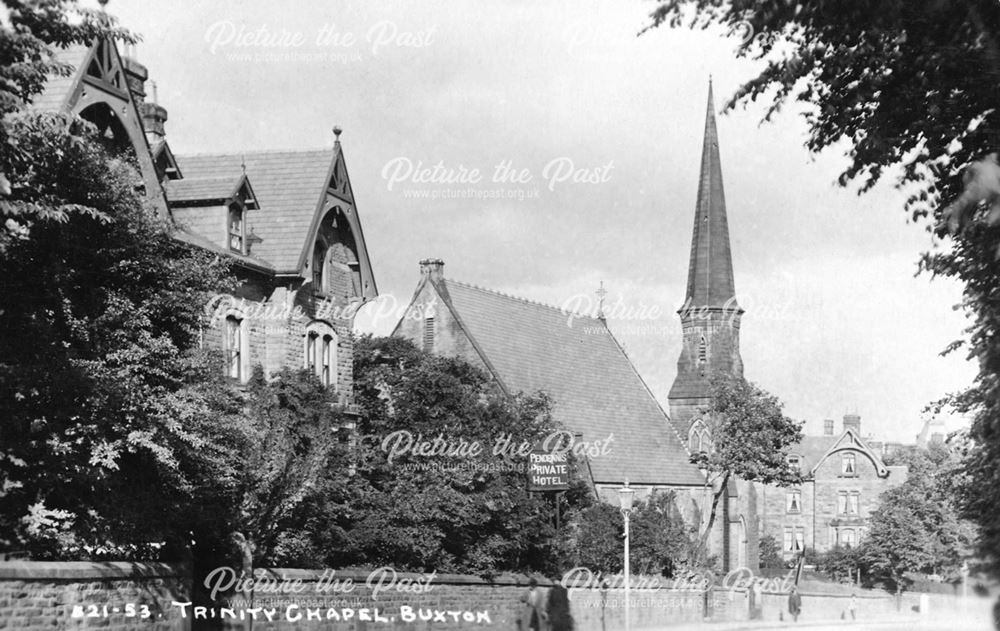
[433,278,706,486]
[27,45,89,113]
[165,175,245,204]
[175,150,334,273]
[789,436,837,474]
[685,81,740,310]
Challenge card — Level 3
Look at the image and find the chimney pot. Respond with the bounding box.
[420,258,444,281]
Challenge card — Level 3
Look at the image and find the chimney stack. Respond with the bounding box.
[420,258,445,282]
[823,419,835,436]
[118,44,167,143]
[843,414,861,434]
[141,100,168,142]
[121,52,148,106]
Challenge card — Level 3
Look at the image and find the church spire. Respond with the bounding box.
[684,80,739,311]
[668,79,744,437]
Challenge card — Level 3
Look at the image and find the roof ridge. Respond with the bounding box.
[175,147,333,158]
[444,278,602,323]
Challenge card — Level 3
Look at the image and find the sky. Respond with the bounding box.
[105,0,976,443]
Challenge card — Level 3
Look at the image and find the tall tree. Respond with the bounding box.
[0,111,239,558]
[229,368,349,574]
[288,335,593,576]
[862,447,975,591]
[692,373,802,561]
[0,0,135,249]
[643,0,1000,578]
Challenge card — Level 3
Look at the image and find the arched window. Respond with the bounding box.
[305,322,337,388]
[311,206,360,298]
[313,239,327,293]
[689,420,711,453]
[698,335,708,363]
[223,314,248,382]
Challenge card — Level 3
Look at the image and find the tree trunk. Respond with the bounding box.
[696,472,730,566]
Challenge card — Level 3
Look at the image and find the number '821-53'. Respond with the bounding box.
[70,604,152,618]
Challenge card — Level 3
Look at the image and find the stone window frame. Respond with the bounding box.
[304,321,337,389]
[839,528,856,548]
[841,452,857,476]
[786,489,802,514]
[783,526,804,552]
[688,420,712,454]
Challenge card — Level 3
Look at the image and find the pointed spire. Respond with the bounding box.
[596,281,608,320]
[683,79,740,311]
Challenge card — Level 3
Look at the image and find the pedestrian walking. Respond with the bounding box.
[750,581,763,620]
[788,586,802,622]
[519,578,547,631]
[848,593,857,620]
[546,579,574,631]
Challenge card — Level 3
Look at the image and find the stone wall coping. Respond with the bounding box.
[0,561,187,580]
[257,568,553,587]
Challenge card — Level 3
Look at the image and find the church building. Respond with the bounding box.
[391,259,707,508]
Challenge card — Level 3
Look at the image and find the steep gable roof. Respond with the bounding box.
[789,429,890,478]
[27,45,90,113]
[409,277,705,486]
[175,149,332,274]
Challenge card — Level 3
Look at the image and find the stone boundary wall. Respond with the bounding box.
[1,563,990,631]
[0,561,190,631]
[210,569,711,631]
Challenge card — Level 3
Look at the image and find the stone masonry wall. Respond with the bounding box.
[209,570,710,631]
[0,561,190,631]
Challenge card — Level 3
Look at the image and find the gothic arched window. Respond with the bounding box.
[689,420,711,453]
[698,335,707,363]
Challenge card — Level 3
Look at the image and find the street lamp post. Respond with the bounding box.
[618,478,635,631]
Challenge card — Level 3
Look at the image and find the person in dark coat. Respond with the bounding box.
[546,579,574,631]
[788,586,802,622]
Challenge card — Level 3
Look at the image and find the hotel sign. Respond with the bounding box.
[527,449,570,491]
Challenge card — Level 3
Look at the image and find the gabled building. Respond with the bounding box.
[391,259,706,504]
[756,414,906,558]
[29,35,379,407]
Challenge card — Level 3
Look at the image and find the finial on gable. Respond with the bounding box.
[333,126,343,145]
[596,280,608,320]
[241,153,246,174]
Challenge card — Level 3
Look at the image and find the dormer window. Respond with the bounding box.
[229,203,244,254]
[787,455,801,472]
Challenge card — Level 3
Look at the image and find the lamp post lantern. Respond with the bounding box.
[618,478,636,631]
